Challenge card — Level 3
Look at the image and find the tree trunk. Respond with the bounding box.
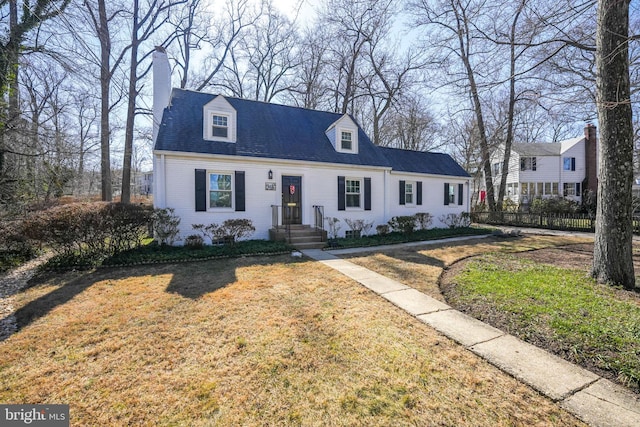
[121,0,140,204]
[592,0,635,290]
[98,0,112,201]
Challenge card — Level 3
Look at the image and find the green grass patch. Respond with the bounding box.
[453,254,640,391]
[0,249,39,273]
[329,226,493,249]
[42,239,294,270]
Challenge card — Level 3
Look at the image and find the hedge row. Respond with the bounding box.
[16,202,153,259]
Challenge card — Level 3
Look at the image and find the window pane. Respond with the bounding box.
[449,184,455,203]
[341,131,353,150]
[545,182,551,195]
[212,126,228,137]
[210,191,231,208]
[346,194,360,207]
[210,174,232,191]
[521,182,528,195]
[346,180,360,193]
[212,115,228,138]
[552,182,558,195]
[537,182,543,195]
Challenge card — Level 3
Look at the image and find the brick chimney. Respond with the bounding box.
[583,123,598,194]
[152,46,171,143]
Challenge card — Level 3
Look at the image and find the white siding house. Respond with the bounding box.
[488,124,598,207]
[151,48,470,246]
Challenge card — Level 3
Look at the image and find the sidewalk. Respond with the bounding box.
[303,237,640,427]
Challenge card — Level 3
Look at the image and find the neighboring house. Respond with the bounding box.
[488,124,598,206]
[151,48,470,246]
[136,171,153,196]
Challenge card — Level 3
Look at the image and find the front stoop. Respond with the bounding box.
[269,225,327,249]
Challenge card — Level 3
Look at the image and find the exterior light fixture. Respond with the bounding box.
[268,170,273,180]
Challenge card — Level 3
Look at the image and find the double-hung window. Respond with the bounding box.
[405,182,414,204]
[520,157,537,171]
[212,115,228,138]
[563,182,581,197]
[345,179,361,208]
[341,131,353,151]
[563,157,576,171]
[209,173,232,208]
[448,183,456,204]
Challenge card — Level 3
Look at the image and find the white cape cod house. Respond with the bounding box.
[151,49,470,246]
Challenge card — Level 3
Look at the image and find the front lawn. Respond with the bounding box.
[445,254,640,392]
[0,255,582,426]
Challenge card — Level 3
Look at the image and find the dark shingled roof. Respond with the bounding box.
[155,89,468,177]
[378,147,470,177]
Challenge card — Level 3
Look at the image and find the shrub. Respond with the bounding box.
[388,216,416,234]
[502,199,519,213]
[326,217,341,239]
[530,197,579,215]
[439,212,471,229]
[153,207,181,245]
[22,202,152,258]
[376,224,390,235]
[184,234,204,249]
[344,219,374,237]
[218,219,255,245]
[192,223,221,244]
[414,212,433,230]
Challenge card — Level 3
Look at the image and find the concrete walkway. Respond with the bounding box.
[302,237,640,427]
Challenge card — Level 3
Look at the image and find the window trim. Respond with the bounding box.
[563,157,576,171]
[340,130,353,151]
[211,114,229,138]
[520,156,537,171]
[405,181,415,205]
[345,177,362,209]
[209,172,234,210]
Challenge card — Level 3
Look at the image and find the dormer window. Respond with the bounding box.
[341,131,353,150]
[203,95,237,142]
[212,115,228,138]
[326,114,359,154]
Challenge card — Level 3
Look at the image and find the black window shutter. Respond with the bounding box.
[195,169,206,212]
[571,157,576,171]
[399,180,406,205]
[364,177,371,211]
[532,157,537,171]
[458,183,464,205]
[338,176,346,211]
[235,171,245,211]
[417,181,423,205]
[444,183,450,205]
[576,182,581,195]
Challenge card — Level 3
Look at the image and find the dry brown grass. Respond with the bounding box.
[343,235,592,300]
[1,254,584,426]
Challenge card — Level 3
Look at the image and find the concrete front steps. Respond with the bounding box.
[269,224,327,250]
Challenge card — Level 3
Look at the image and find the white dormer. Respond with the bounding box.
[326,114,359,154]
[203,95,237,143]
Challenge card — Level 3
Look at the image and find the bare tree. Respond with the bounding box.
[379,95,441,151]
[319,0,394,115]
[287,27,331,110]
[195,0,264,92]
[83,0,130,201]
[409,0,500,210]
[0,0,71,205]
[121,0,186,204]
[592,0,635,290]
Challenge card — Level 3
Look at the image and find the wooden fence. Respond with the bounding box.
[471,211,640,235]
